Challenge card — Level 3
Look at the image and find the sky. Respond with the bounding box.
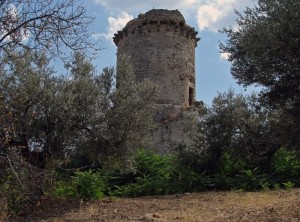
[85,0,258,105]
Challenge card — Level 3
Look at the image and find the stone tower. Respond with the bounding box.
[114,9,200,152]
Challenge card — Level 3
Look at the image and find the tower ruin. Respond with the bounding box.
[114,9,200,152]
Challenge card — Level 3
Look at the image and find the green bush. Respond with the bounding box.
[49,169,106,200]
[206,174,236,190]
[46,148,300,200]
[134,150,176,177]
[111,150,176,196]
[49,181,76,198]
[236,168,270,191]
[71,170,106,200]
[111,149,203,196]
[218,152,247,176]
[272,148,300,180]
[282,181,295,191]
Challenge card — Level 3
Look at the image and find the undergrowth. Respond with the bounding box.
[47,148,300,200]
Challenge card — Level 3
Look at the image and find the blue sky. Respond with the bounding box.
[85,0,258,105]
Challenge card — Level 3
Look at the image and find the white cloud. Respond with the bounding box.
[197,0,255,32]
[94,12,133,42]
[95,0,150,12]
[220,52,230,61]
[94,0,201,18]
[94,0,256,36]
[107,12,133,38]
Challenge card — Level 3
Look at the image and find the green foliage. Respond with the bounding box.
[48,181,76,198]
[272,148,300,178]
[46,148,300,202]
[103,56,158,164]
[134,149,175,178]
[220,0,300,110]
[112,150,176,196]
[273,183,281,190]
[1,49,158,170]
[71,170,105,200]
[236,168,269,191]
[220,0,300,149]
[200,169,271,192]
[183,90,282,174]
[0,50,158,216]
[218,152,247,176]
[111,150,202,197]
[50,170,106,200]
[282,181,295,191]
[204,174,236,190]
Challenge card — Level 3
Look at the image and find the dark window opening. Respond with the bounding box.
[189,87,194,106]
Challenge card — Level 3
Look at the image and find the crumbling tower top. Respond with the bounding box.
[113,9,199,47]
[127,9,185,27]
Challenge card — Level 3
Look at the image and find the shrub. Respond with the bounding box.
[71,170,106,200]
[49,181,76,198]
[111,150,175,196]
[272,148,300,180]
[111,149,205,196]
[218,152,247,176]
[49,169,106,200]
[206,174,236,190]
[282,181,295,191]
[236,168,270,191]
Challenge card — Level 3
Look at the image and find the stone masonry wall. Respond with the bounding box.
[114,9,200,152]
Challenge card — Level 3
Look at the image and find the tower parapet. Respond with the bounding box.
[113,9,200,47]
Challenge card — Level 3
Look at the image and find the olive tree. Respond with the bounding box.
[179,90,282,173]
[102,56,158,164]
[63,53,158,167]
[220,0,300,110]
[1,51,158,169]
[0,50,157,213]
[220,0,300,149]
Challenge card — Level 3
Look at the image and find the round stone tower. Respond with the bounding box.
[114,9,200,152]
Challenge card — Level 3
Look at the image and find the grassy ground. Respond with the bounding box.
[2,188,300,221]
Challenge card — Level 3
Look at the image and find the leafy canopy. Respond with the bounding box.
[220,0,300,111]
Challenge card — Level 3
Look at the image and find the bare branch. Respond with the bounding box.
[6,153,25,191]
[0,0,101,61]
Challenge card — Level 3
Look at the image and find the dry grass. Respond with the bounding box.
[3,189,300,222]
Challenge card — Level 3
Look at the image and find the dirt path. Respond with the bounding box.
[5,189,300,221]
